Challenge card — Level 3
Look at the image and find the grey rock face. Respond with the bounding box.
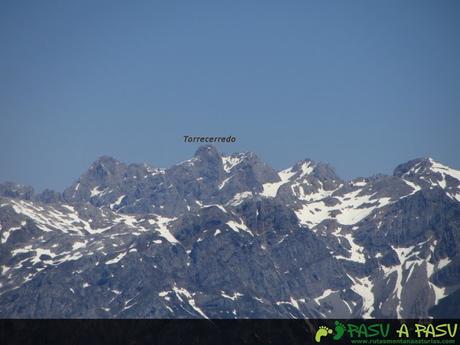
[0,147,459,318]
[0,182,34,200]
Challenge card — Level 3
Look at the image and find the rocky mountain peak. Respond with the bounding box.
[290,159,341,179]
[193,145,224,176]
[392,157,460,180]
[287,159,342,193]
[311,162,342,185]
[393,157,433,178]
[291,159,315,175]
[194,145,221,161]
[87,156,125,180]
[62,156,128,203]
[393,157,460,200]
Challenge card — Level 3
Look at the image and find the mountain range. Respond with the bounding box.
[1,145,459,318]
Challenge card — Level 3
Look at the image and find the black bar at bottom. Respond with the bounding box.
[0,319,459,345]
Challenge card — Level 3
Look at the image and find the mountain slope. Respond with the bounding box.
[1,146,459,318]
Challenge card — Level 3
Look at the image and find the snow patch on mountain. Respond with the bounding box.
[222,154,245,173]
[348,275,374,318]
[172,285,208,319]
[261,167,296,198]
[295,188,392,227]
[147,216,178,244]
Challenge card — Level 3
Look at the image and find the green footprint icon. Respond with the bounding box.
[333,321,346,341]
[315,326,333,343]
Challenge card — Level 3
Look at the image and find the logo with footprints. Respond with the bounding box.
[314,321,346,343]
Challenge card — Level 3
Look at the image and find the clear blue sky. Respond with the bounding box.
[1,0,459,191]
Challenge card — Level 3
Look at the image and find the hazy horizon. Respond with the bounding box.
[2,144,459,193]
